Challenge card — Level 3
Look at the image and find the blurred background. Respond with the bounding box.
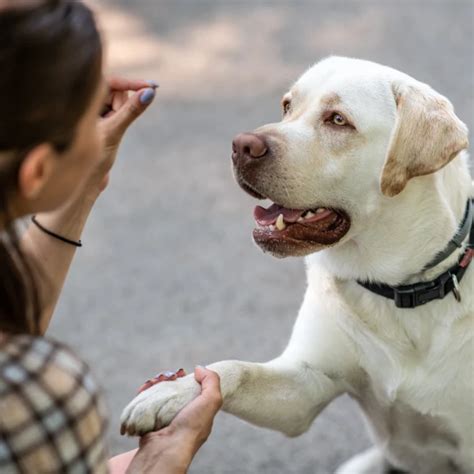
[49,1,473,473]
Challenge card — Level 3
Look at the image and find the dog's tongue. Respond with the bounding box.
[254,204,302,225]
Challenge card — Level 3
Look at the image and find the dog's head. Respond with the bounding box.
[232,56,468,258]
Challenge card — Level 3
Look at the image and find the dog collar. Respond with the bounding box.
[357,199,473,309]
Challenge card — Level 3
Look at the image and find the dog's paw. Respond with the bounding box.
[120,374,200,436]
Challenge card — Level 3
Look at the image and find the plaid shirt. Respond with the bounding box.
[0,335,109,473]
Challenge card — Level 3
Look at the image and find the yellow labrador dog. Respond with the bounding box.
[121,57,474,474]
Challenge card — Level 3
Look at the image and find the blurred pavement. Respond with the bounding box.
[49,1,473,473]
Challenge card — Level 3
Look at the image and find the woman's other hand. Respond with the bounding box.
[125,367,222,474]
[89,77,158,194]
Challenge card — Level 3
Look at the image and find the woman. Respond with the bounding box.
[0,0,222,472]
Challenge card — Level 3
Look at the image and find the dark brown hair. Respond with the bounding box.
[0,0,102,334]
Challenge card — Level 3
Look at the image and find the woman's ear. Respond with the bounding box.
[380,81,469,197]
[17,144,56,200]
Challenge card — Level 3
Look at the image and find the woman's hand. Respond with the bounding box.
[125,367,223,474]
[24,77,158,333]
[86,77,158,196]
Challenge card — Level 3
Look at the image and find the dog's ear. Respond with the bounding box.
[380,81,468,197]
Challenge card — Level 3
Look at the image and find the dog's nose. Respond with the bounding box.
[232,133,268,164]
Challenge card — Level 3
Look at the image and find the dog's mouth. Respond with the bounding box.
[253,202,351,256]
[235,172,351,257]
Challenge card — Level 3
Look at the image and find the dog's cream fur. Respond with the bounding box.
[121,57,473,474]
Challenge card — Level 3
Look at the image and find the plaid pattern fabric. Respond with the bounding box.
[0,335,109,473]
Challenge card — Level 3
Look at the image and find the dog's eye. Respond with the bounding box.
[323,111,355,130]
[282,100,291,115]
[331,113,347,126]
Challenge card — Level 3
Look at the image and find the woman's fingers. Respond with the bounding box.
[164,367,222,450]
[193,367,223,412]
[194,367,221,401]
[137,369,186,394]
[112,90,128,112]
[82,76,158,195]
[107,76,158,92]
[100,90,128,118]
[102,87,157,144]
[172,367,222,427]
[100,76,159,142]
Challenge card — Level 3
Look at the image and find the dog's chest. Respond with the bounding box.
[351,335,472,473]
[354,380,466,473]
[336,282,474,472]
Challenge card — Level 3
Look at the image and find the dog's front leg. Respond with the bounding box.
[121,286,356,437]
[120,356,343,437]
[206,356,343,437]
[208,283,359,437]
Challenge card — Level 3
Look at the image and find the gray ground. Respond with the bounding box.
[49,1,473,473]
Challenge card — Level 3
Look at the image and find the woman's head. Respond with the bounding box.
[0,0,105,215]
[0,0,104,334]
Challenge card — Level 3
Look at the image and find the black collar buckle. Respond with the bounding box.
[393,271,452,308]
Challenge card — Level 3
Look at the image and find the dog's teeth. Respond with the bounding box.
[316,208,327,214]
[276,214,286,231]
[297,217,304,223]
[269,225,275,231]
[305,211,315,219]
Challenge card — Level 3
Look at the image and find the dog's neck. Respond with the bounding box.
[308,153,473,287]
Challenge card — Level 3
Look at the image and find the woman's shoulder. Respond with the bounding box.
[0,334,109,473]
[1,334,91,385]
[0,334,104,412]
